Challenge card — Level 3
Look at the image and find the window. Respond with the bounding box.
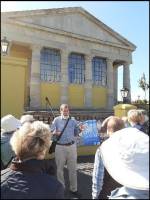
[92,57,107,86]
[68,53,85,84]
[40,48,61,82]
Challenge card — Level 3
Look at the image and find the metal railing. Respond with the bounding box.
[23,109,114,124]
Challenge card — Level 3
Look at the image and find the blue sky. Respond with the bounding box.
[1,1,149,101]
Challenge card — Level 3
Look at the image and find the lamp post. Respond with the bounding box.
[120,87,129,103]
[137,95,140,103]
[1,36,10,56]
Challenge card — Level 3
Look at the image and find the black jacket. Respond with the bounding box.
[1,158,64,199]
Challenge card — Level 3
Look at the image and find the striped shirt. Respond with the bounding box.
[92,147,105,199]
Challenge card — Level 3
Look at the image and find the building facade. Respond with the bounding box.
[1,7,136,117]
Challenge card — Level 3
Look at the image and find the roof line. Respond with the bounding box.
[2,6,136,49]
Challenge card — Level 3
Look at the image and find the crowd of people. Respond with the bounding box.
[1,105,149,199]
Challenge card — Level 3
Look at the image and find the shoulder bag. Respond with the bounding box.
[49,117,70,154]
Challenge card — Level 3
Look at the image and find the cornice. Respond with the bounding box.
[3,18,135,51]
[2,7,136,50]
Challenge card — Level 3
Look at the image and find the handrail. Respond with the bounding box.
[45,97,55,118]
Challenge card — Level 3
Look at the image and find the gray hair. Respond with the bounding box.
[20,115,35,125]
[127,109,141,124]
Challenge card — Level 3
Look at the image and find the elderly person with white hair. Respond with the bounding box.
[92,116,125,199]
[127,109,143,131]
[100,127,149,199]
[1,121,64,199]
[20,114,35,125]
[1,114,21,169]
[137,109,149,135]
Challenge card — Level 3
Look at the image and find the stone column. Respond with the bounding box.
[30,45,42,109]
[84,55,93,108]
[60,50,69,104]
[123,62,131,102]
[113,66,118,105]
[107,58,114,109]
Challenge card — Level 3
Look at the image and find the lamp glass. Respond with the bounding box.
[1,37,9,55]
[120,88,129,98]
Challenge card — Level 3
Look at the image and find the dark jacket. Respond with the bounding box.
[98,168,122,199]
[1,158,64,199]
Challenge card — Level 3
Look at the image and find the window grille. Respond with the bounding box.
[40,48,61,82]
[68,53,85,84]
[92,57,107,86]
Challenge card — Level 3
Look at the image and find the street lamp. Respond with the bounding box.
[137,95,140,103]
[1,37,10,56]
[120,87,129,103]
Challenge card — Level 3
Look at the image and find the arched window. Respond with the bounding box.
[40,48,61,82]
[92,57,107,86]
[68,53,85,84]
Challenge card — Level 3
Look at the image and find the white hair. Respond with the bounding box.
[10,121,51,160]
[20,115,35,125]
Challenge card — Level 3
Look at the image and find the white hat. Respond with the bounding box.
[20,115,35,125]
[1,114,21,132]
[100,127,149,190]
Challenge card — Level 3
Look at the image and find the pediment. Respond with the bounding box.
[3,7,136,50]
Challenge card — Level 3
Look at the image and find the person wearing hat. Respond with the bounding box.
[1,114,21,169]
[100,127,149,199]
[92,116,125,199]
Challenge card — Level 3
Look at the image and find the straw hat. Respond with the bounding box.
[1,114,21,132]
[100,127,149,190]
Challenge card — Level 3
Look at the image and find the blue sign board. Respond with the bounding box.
[77,120,101,146]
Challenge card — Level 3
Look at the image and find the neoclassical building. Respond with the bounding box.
[1,7,136,117]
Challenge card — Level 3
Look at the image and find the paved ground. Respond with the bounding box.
[55,155,121,199]
[64,155,95,199]
[50,154,121,199]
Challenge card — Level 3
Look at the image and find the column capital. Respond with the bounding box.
[123,61,130,66]
[60,48,70,55]
[30,44,43,53]
[85,54,93,61]
[106,58,114,63]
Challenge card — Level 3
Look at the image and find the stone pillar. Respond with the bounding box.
[113,66,118,105]
[84,55,93,108]
[30,45,42,109]
[107,58,114,109]
[60,50,69,104]
[123,62,131,102]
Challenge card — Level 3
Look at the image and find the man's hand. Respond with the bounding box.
[79,124,85,131]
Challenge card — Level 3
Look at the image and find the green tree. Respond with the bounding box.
[138,73,149,102]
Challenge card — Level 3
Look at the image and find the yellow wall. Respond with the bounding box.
[41,83,61,109]
[92,86,107,108]
[10,44,31,107]
[10,44,31,59]
[1,43,109,118]
[69,85,84,108]
[1,56,27,118]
